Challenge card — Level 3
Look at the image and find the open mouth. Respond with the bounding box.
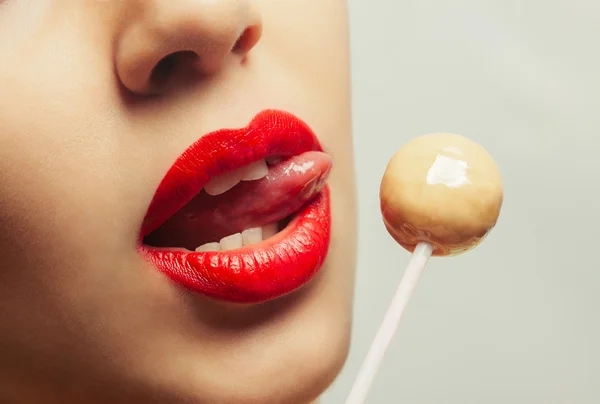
[139,110,333,303]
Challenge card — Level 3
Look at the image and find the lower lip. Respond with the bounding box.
[139,186,331,303]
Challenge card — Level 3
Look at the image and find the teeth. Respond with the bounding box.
[193,222,281,253]
[203,159,269,196]
[242,227,262,245]
[262,222,279,239]
[204,169,243,196]
[219,233,243,251]
[195,242,221,252]
[241,159,269,181]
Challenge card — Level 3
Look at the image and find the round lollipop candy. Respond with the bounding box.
[345,133,503,404]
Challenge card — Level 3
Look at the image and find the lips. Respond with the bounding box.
[139,110,332,303]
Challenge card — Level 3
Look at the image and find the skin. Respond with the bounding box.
[0,1,356,403]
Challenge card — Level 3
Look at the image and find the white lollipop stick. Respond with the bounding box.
[344,242,433,404]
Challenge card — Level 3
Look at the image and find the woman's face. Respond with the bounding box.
[0,1,356,403]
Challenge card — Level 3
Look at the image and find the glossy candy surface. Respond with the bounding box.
[380,133,503,256]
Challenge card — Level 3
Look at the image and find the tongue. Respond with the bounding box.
[144,151,332,250]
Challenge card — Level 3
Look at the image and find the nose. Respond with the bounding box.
[115,0,262,95]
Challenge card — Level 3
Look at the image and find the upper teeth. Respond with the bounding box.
[204,158,269,196]
[241,160,269,181]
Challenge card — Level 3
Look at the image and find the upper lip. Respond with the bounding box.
[138,109,332,303]
[140,109,323,239]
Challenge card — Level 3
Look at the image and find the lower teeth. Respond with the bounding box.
[194,221,280,252]
[195,242,220,252]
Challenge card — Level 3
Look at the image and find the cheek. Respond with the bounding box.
[0,32,142,260]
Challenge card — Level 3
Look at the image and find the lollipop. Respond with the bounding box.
[345,133,503,404]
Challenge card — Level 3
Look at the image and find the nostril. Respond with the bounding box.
[150,51,197,90]
[232,26,261,54]
[231,29,248,53]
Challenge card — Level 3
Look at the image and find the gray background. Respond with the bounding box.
[323,0,599,403]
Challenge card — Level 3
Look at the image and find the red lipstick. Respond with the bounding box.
[139,110,332,303]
